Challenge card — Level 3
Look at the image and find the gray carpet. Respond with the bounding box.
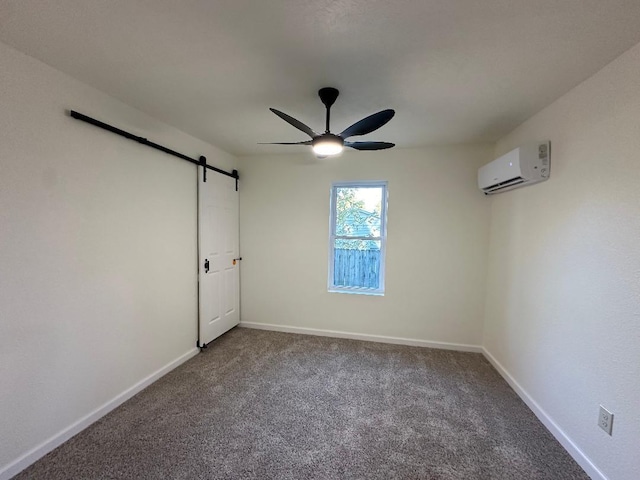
[14,328,588,479]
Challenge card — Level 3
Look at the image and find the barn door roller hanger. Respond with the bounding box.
[69,110,239,189]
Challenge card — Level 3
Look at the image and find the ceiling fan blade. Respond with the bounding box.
[345,141,395,151]
[339,109,395,139]
[269,108,317,138]
[258,141,312,145]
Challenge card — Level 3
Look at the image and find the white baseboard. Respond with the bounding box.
[238,321,483,353]
[0,348,199,480]
[481,347,607,480]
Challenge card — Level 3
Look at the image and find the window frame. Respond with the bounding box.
[328,180,388,296]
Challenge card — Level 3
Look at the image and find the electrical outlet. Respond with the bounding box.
[598,405,614,435]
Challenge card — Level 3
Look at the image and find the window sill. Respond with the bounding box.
[328,288,385,297]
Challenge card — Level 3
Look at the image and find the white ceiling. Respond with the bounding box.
[1,0,640,156]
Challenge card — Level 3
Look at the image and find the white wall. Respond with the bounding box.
[484,43,640,480]
[0,41,236,477]
[239,145,493,348]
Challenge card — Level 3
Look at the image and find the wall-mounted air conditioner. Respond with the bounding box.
[478,142,550,194]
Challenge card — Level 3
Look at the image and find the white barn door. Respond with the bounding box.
[198,171,239,347]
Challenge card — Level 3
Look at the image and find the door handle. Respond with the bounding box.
[232,257,242,265]
[204,259,210,273]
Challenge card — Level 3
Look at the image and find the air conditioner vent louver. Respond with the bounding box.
[484,176,525,192]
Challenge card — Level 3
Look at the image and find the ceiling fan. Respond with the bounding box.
[262,87,395,157]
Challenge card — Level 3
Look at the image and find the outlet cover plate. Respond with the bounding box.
[598,405,614,435]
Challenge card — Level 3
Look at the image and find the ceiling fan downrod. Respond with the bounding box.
[318,87,339,133]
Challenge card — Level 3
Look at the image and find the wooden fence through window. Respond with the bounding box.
[333,248,381,288]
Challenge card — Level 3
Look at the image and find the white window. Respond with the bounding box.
[328,181,388,295]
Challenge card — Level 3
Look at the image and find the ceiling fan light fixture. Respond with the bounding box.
[312,134,344,156]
